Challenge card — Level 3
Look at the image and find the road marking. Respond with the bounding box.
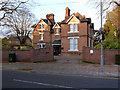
[13,79,73,88]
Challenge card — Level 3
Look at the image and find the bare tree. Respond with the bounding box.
[88,0,120,18]
[5,8,35,46]
[0,0,28,21]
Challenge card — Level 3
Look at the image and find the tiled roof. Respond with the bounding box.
[42,19,48,24]
[39,19,55,26]
[61,12,91,24]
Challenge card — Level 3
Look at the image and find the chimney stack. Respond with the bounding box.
[46,13,54,23]
[65,7,70,18]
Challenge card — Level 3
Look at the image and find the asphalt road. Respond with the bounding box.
[2,70,119,89]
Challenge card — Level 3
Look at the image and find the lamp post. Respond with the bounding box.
[100,0,104,72]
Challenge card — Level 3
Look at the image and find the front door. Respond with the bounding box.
[53,45,61,56]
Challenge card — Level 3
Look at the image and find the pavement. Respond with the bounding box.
[2,56,120,79]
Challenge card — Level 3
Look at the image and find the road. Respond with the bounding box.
[2,70,119,89]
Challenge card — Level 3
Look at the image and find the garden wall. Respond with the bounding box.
[2,47,54,62]
[82,47,120,64]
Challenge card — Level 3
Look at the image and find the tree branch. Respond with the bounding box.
[103,1,120,11]
[0,0,29,21]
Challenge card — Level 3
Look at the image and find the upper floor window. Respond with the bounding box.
[39,32,44,41]
[55,28,59,35]
[40,24,44,29]
[69,24,78,33]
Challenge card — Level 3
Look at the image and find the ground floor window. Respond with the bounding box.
[38,43,45,48]
[69,37,78,51]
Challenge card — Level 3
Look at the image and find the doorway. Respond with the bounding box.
[53,45,61,56]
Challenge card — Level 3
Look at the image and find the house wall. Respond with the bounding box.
[2,47,54,62]
[52,28,61,41]
[82,47,120,64]
[33,47,54,62]
[33,23,51,49]
[61,22,88,56]
[33,11,94,56]
[33,30,40,49]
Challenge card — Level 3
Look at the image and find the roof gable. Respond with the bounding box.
[52,23,61,29]
[39,19,48,25]
[66,15,80,24]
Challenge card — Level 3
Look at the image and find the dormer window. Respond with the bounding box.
[69,24,78,33]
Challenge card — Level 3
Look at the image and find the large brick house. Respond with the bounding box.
[33,7,94,56]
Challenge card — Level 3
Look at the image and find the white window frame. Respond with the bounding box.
[68,24,78,33]
[39,32,44,41]
[38,23,45,30]
[37,43,46,48]
[54,28,59,35]
[68,37,79,51]
[40,24,44,29]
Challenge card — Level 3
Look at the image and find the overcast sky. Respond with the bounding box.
[29,0,101,30]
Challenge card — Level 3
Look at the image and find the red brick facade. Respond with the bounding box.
[82,47,120,64]
[2,47,54,62]
[33,7,94,56]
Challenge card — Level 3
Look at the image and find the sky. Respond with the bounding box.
[28,0,101,30]
[0,0,117,38]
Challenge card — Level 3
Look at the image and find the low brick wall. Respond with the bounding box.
[2,47,54,62]
[82,47,120,64]
[33,47,54,62]
[2,50,33,62]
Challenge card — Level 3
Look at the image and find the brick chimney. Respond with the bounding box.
[65,7,70,18]
[46,13,54,22]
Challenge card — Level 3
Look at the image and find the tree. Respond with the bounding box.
[0,0,28,21]
[93,29,101,46]
[95,34,120,49]
[95,6,120,49]
[103,6,120,41]
[5,8,35,46]
[2,38,12,50]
